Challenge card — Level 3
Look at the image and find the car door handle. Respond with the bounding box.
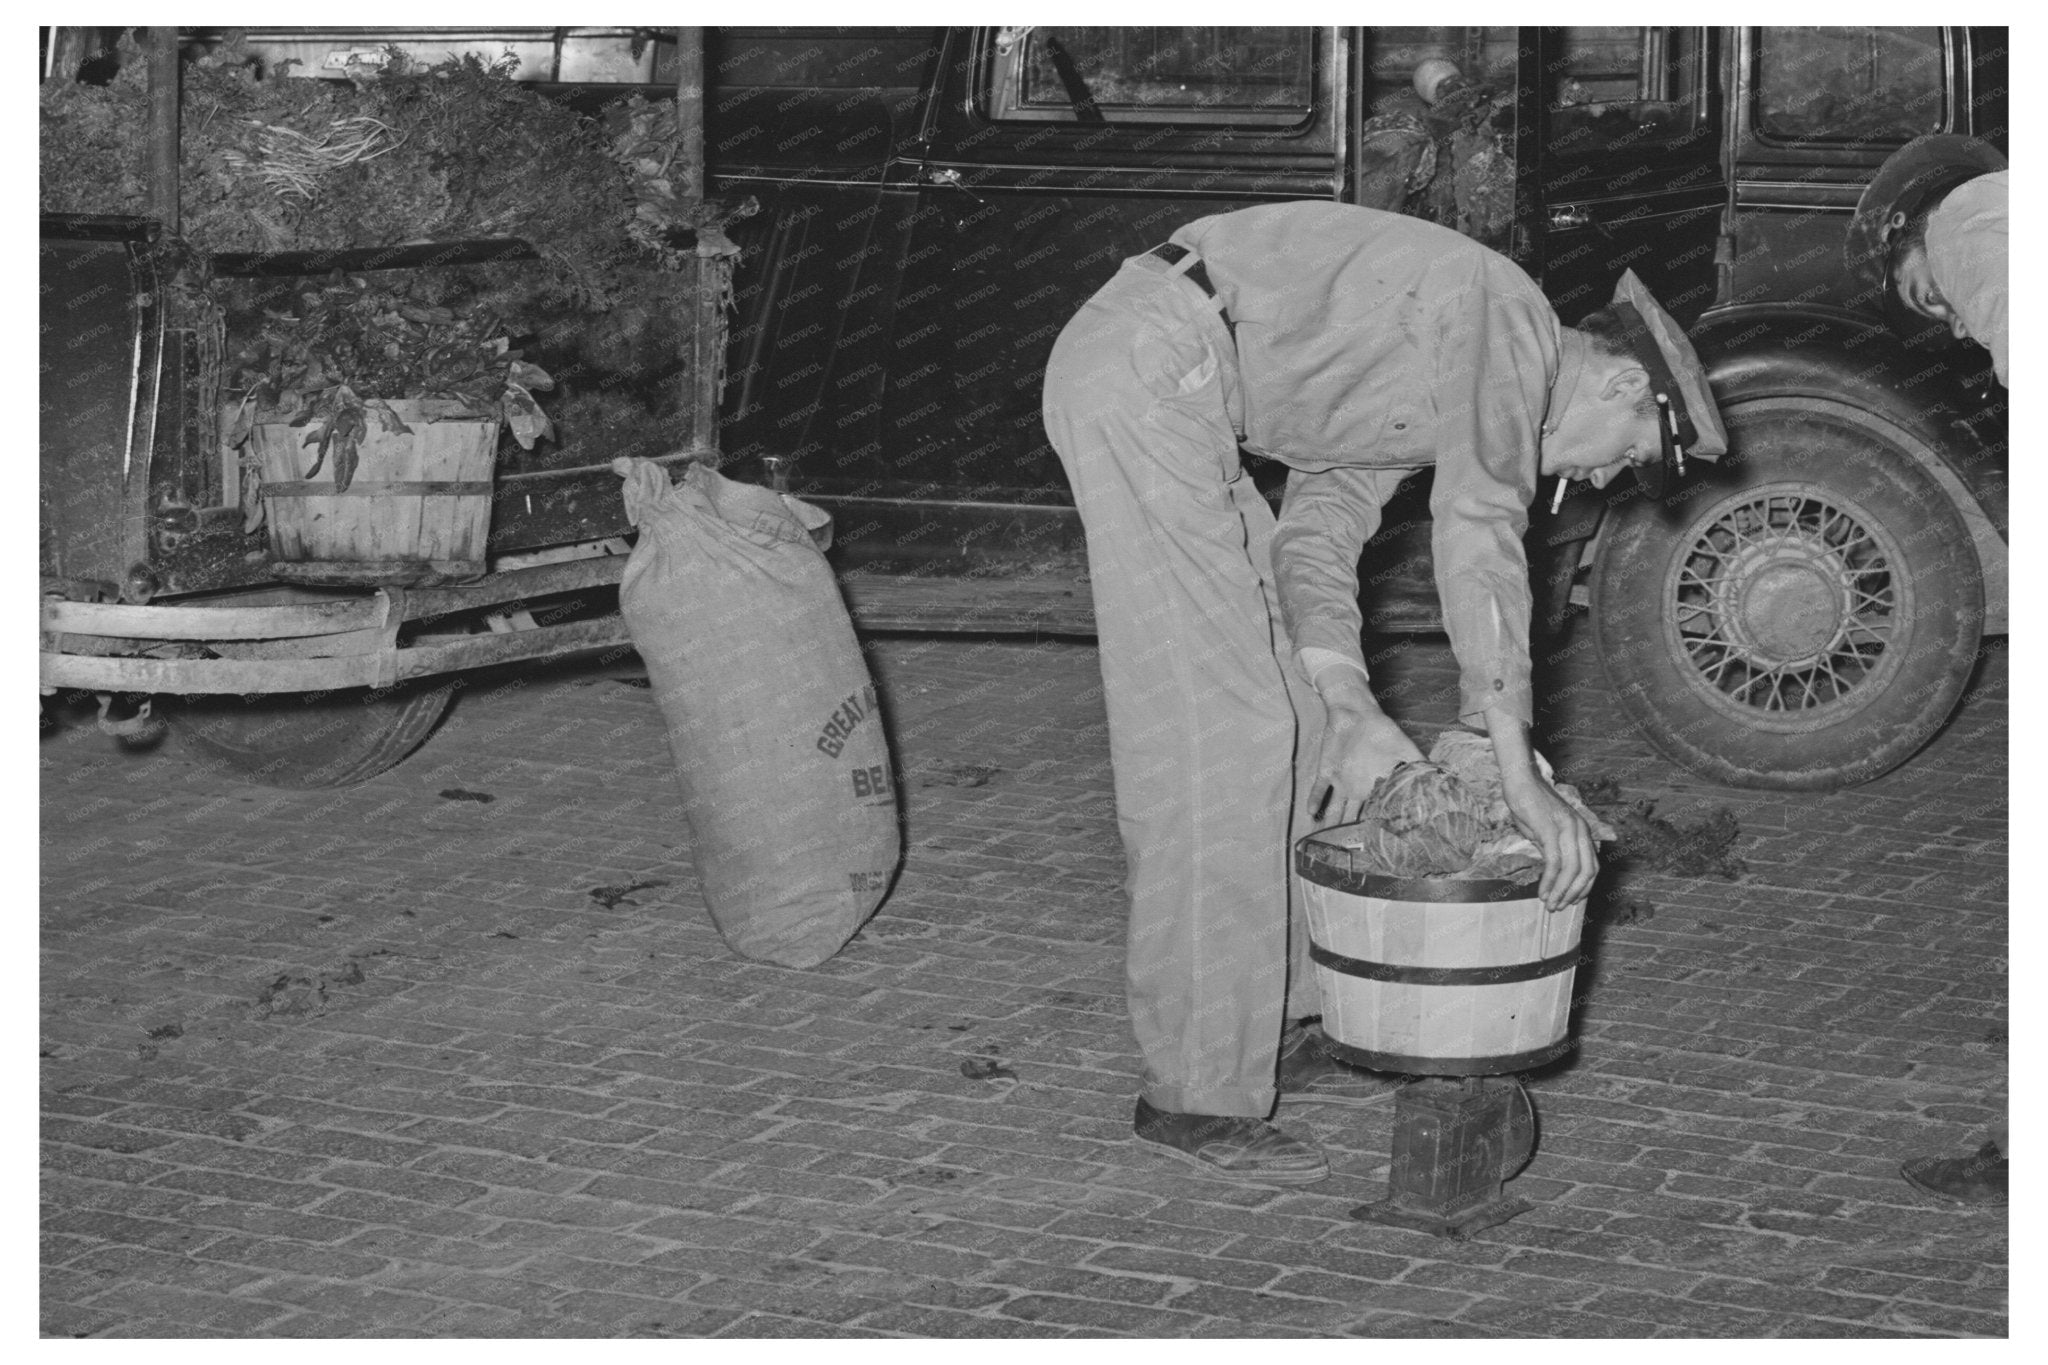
[1548,205,1592,230]
[926,166,987,205]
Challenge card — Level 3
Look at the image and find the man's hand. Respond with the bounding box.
[1309,669,1424,827]
[1310,706,1424,828]
[1500,772,1598,910]
[1482,709,1598,910]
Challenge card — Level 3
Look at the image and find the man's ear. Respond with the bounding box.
[1601,365,1651,403]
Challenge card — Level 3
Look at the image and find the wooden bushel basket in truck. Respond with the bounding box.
[248,398,500,586]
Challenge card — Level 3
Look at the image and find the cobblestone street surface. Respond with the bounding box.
[40,627,2008,1338]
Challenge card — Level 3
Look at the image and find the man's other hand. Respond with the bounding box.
[1501,773,1598,910]
[1310,703,1424,829]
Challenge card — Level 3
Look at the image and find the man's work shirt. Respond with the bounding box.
[1166,202,1563,727]
[1926,170,2008,385]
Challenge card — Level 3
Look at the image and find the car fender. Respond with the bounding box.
[1570,303,2007,634]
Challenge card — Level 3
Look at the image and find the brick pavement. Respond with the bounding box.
[40,626,2007,1338]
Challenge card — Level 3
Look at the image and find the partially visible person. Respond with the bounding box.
[1845,134,2007,386]
[1847,135,2009,1207]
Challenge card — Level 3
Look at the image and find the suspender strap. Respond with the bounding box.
[1148,242,1236,345]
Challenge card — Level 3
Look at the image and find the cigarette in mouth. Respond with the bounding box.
[1550,477,1568,515]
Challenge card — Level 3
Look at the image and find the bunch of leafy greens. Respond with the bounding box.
[224,272,553,494]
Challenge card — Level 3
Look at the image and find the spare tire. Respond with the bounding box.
[1590,396,1984,791]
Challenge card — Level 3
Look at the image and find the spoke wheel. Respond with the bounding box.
[1669,485,1906,729]
[1592,397,1984,790]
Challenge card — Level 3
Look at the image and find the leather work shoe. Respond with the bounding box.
[1276,1021,1402,1106]
[1900,1141,2008,1206]
[1133,1097,1328,1185]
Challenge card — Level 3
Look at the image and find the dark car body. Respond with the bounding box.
[41,26,2008,789]
[701,26,2005,632]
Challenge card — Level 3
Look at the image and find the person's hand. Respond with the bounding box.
[1310,704,1424,828]
[1501,772,1599,910]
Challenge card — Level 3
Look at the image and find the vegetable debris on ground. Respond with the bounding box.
[1574,776,1747,880]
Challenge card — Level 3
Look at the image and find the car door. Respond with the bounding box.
[1522,26,1727,324]
[901,26,1342,506]
[705,28,947,496]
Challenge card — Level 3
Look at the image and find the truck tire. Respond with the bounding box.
[1589,396,1984,791]
[169,683,453,789]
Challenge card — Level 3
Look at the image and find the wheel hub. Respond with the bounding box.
[1673,490,1899,715]
[1720,538,1848,667]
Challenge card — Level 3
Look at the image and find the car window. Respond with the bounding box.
[1364,28,1516,116]
[985,26,1314,127]
[1753,27,1946,143]
[1547,27,1706,154]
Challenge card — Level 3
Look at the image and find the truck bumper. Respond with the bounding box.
[41,552,1101,696]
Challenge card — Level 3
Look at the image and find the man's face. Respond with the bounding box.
[1539,362,1662,489]
[1894,245,1974,343]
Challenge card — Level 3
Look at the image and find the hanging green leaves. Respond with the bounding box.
[226,272,551,487]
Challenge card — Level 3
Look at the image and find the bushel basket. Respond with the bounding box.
[253,398,497,586]
[1296,824,1586,1076]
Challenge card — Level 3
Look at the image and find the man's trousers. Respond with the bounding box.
[1042,252,1352,1117]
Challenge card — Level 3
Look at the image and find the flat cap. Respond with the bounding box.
[1609,269,1727,497]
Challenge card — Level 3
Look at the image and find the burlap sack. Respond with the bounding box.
[614,457,900,966]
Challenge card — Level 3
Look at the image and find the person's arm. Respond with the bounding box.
[1273,465,1424,825]
[1426,285,1547,730]
[1430,276,1597,908]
